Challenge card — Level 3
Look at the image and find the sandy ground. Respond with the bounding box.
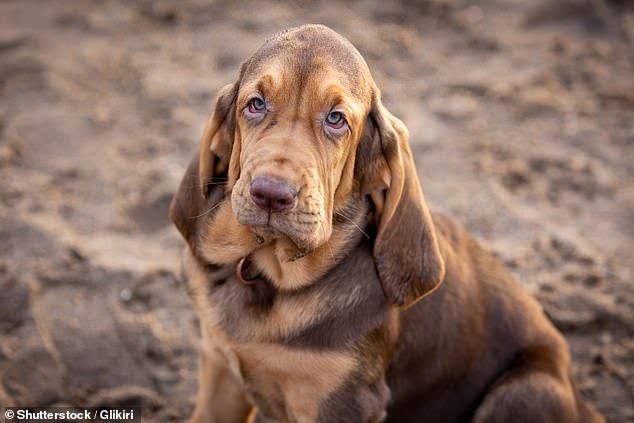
[0,0,632,421]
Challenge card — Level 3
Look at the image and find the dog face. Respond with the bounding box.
[227,27,374,256]
[172,24,444,306]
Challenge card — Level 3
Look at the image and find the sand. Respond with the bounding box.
[0,0,632,421]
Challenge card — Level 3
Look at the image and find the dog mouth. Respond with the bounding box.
[230,174,327,259]
[242,215,317,260]
[231,198,321,259]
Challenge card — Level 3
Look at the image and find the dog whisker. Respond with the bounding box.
[335,210,370,239]
[190,202,223,219]
[189,181,228,189]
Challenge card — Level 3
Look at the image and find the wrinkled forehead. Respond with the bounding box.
[240,26,373,104]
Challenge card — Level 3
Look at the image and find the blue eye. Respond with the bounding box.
[248,97,266,113]
[326,111,343,125]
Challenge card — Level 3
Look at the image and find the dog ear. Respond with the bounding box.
[169,152,227,255]
[170,153,203,253]
[198,80,240,198]
[357,88,445,308]
[170,75,241,253]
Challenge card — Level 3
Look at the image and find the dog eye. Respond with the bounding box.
[325,111,346,129]
[247,97,266,113]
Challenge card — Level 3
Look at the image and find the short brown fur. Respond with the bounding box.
[170,25,603,423]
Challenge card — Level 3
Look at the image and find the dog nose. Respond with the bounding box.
[250,176,296,213]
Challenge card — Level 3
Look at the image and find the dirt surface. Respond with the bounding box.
[0,0,632,421]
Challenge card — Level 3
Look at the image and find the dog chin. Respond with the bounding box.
[248,224,319,261]
[233,205,326,260]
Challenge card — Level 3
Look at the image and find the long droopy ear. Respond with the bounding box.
[198,81,240,198]
[170,153,209,254]
[357,88,445,308]
[169,80,239,254]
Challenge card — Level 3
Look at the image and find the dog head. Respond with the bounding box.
[171,24,444,306]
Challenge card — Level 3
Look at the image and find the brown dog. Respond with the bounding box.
[170,25,603,423]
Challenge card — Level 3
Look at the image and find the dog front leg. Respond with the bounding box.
[189,330,252,423]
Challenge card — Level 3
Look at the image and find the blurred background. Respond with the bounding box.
[0,0,632,421]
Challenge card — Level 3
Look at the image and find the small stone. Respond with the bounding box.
[119,287,133,302]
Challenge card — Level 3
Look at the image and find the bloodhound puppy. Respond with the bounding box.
[170,25,603,423]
